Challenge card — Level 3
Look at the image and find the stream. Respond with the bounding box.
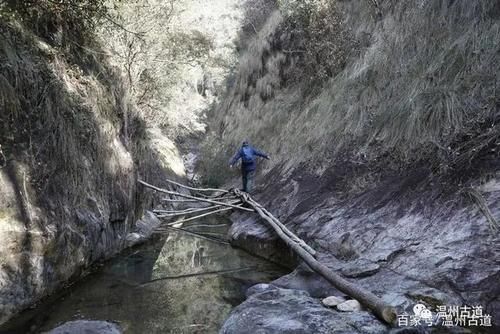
[0,217,287,334]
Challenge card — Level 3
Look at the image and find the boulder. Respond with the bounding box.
[220,287,387,334]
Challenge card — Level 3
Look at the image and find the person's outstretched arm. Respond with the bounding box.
[253,147,270,160]
[229,149,242,167]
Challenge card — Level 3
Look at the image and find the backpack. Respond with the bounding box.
[241,146,255,164]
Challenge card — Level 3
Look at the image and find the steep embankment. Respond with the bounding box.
[0,12,184,325]
[202,0,500,331]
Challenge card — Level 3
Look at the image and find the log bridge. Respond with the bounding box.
[138,179,397,325]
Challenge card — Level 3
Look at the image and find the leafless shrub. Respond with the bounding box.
[277,0,356,87]
[100,0,217,134]
[238,0,278,48]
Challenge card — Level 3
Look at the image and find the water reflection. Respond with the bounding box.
[0,217,286,334]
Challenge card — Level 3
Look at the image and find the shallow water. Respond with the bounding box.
[0,218,287,334]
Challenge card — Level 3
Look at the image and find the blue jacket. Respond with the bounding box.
[229,144,269,172]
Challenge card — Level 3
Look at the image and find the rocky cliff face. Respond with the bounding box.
[205,0,500,332]
[226,169,500,332]
[0,17,183,324]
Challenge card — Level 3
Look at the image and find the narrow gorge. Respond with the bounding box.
[1,0,499,333]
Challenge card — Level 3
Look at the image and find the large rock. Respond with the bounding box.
[272,264,344,298]
[46,320,122,334]
[228,213,296,267]
[220,287,387,334]
[223,169,500,333]
[236,171,500,329]
[125,210,161,247]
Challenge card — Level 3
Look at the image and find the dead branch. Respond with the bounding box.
[183,223,229,229]
[159,207,233,224]
[161,198,201,203]
[163,177,229,194]
[154,201,240,216]
[139,180,254,212]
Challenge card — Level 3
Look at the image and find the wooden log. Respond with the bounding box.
[239,191,397,325]
[154,208,207,214]
[139,180,254,212]
[183,223,229,229]
[195,192,239,200]
[235,190,316,257]
[153,201,240,216]
[163,177,228,194]
[157,207,233,223]
[161,198,201,203]
[255,203,316,256]
[161,196,238,203]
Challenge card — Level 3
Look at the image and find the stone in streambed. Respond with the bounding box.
[337,299,362,312]
[322,295,346,307]
[46,320,122,334]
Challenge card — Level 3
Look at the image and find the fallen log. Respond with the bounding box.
[153,201,240,216]
[139,180,254,212]
[161,198,201,203]
[154,208,208,214]
[235,190,316,257]
[161,196,238,203]
[158,207,233,223]
[235,190,397,325]
[163,177,228,194]
[184,223,229,229]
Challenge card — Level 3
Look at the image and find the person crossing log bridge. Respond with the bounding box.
[138,179,397,326]
[229,141,270,193]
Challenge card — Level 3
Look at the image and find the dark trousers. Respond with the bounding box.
[242,170,255,193]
